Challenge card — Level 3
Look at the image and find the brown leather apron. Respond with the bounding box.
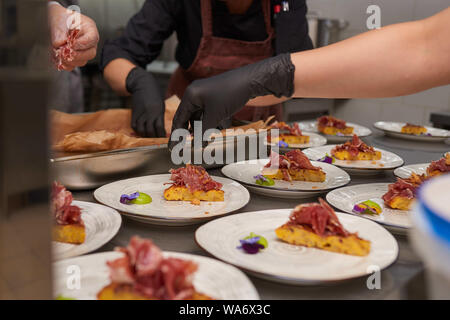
[166,0,282,122]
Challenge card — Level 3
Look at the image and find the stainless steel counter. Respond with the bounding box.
[72,132,450,299]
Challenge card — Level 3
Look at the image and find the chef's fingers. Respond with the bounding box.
[144,118,157,138]
[136,116,148,137]
[155,115,166,138]
[169,102,194,151]
[131,108,144,134]
[58,63,75,72]
[72,47,97,66]
[73,16,99,51]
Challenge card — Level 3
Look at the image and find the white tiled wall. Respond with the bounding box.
[307,0,450,126]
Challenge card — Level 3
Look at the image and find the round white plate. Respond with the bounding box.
[394,163,428,179]
[303,145,404,174]
[94,174,250,226]
[195,209,398,284]
[53,251,259,300]
[52,201,122,261]
[326,183,412,229]
[265,132,327,150]
[221,159,350,199]
[374,121,450,142]
[297,120,372,143]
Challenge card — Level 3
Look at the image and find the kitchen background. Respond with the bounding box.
[77,0,450,127]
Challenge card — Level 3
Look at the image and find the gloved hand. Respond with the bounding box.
[169,53,295,150]
[126,67,166,138]
[49,3,99,71]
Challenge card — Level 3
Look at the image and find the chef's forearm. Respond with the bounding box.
[291,8,450,99]
[247,95,289,107]
[103,58,137,96]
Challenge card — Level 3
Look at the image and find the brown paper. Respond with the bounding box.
[51,95,271,154]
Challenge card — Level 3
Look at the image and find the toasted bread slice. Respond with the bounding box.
[385,196,414,210]
[401,125,427,135]
[97,283,212,300]
[163,186,224,203]
[262,168,326,182]
[52,224,85,244]
[332,150,381,161]
[275,223,370,256]
[318,126,354,136]
[271,134,310,145]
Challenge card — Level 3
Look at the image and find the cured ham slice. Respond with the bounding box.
[53,28,80,71]
[269,121,303,136]
[168,164,223,193]
[317,116,348,129]
[264,150,320,171]
[288,198,349,237]
[427,154,450,174]
[51,181,82,226]
[106,236,198,300]
[332,134,377,158]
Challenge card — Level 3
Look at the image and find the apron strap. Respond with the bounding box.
[200,0,213,38]
[262,0,274,36]
[201,0,274,39]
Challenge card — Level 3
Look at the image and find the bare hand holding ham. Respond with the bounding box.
[48,3,99,71]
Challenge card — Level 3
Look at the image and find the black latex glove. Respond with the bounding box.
[169,53,295,150]
[126,67,166,137]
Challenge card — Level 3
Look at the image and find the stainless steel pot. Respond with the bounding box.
[307,13,349,48]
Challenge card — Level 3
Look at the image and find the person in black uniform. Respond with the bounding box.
[101,0,313,137]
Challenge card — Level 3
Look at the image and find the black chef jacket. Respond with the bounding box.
[100,0,312,71]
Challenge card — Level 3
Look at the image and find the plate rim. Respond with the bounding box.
[53,250,260,300]
[93,174,250,222]
[373,121,450,139]
[195,209,399,284]
[325,182,410,229]
[296,120,373,138]
[53,200,122,260]
[303,145,405,171]
[393,163,429,178]
[221,159,351,193]
[265,131,328,150]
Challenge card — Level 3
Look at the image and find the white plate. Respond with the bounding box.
[52,201,122,261]
[221,159,350,199]
[195,209,398,284]
[297,120,372,143]
[265,132,327,150]
[394,163,428,179]
[53,251,259,300]
[303,145,404,174]
[326,183,412,229]
[374,121,450,142]
[94,174,250,226]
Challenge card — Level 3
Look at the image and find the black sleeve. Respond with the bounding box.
[274,0,313,54]
[100,0,178,71]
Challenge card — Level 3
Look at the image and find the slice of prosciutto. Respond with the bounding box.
[53,28,80,71]
[269,121,303,136]
[288,198,349,237]
[317,115,348,129]
[107,236,198,300]
[51,181,82,225]
[332,134,376,158]
[168,164,222,193]
[427,154,450,173]
[382,178,418,203]
[264,150,320,171]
